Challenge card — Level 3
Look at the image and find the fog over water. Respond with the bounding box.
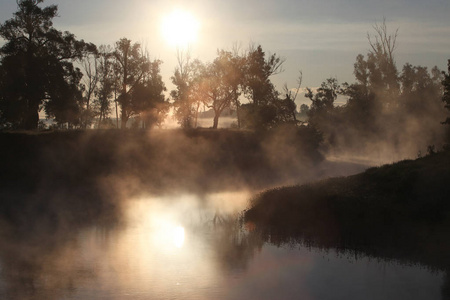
[0,191,445,300]
[0,129,448,299]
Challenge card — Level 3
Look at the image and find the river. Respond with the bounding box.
[0,191,445,300]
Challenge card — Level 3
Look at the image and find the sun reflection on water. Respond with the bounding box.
[74,191,253,298]
[173,226,185,248]
[0,190,443,299]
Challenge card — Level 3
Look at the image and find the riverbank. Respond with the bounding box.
[245,149,450,270]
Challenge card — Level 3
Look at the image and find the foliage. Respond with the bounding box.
[170,45,287,130]
[399,64,443,116]
[113,38,148,128]
[237,45,287,130]
[1,4,447,142]
[304,21,448,157]
[443,60,450,125]
[197,50,244,129]
[171,50,205,128]
[0,0,96,129]
[243,45,283,107]
[93,45,115,128]
[129,59,168,129]
[79,52,100,128]
[305,78,339,127]
[169,44,301,131]
[298,104,310,121]
[239,103,278,130]
[366,19,400,107]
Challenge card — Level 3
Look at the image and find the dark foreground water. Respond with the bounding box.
[0,192,445,300]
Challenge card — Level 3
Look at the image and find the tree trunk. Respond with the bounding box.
[212,114,219,129]
[121,112,128,129]
[97,114,103,129]
[24,110,39,130]
[115,100,119,128]
[23,100,39,130]
[233,92,241,128]
[235,103,241,129]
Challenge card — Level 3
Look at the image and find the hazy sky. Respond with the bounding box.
[1,0,449,103]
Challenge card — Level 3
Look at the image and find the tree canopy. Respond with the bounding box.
[0,0,95,129]
[442,60,450,126]
[304,21,447,156]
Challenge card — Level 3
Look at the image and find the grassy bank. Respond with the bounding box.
[245,150,450,271]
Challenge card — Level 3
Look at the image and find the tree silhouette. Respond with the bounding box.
[197,50,244,129]
[129,58,168,129]
[443,60,450,126]
[112,38,150,129]
[94,45,115,128]
[243,44,283,107]
[0,0,95,129]
[305,21,447,156]
[171,49,204,128]
[276,72,302,124]
[79,52,100,128]
[399,64,443,116]
[305,78,339,128]
[298,104,310,121]
[239,45,285,130]
[367,18,400,107]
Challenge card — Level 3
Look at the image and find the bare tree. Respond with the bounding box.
[366,18,400,102]
[94,45,115,128]
[367,18,398,67]
[80,53,100,128]
[281,71,303,122]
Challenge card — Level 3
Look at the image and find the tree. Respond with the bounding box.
[243,44,284,106]
[0,0,95,129]
[112,38,150,129]
[171,49,204,128]
[93,45,115,128]
[43,64,84,127]
[79,52,100,128]
[366,19,400,107]
[275,72,303,124]
[443,60,450,125]
[297,104,310,122]
[303,77,346,149]
[239,44,285,130]
[197,50,244,129]
[0,62,5,126]
[399,64,443,117]
[340,20,400,122]
[305,78,340,128]
[222,48,246,128]
[130,58,169,129]
[338,20,400,132]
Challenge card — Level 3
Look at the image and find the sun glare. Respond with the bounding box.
[153,221,186,250]
[172,226,185,248]
[161,10,200,47]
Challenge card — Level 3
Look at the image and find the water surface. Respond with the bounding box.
[0,192,445,299]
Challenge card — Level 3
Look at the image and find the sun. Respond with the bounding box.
[161,10,200,48]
